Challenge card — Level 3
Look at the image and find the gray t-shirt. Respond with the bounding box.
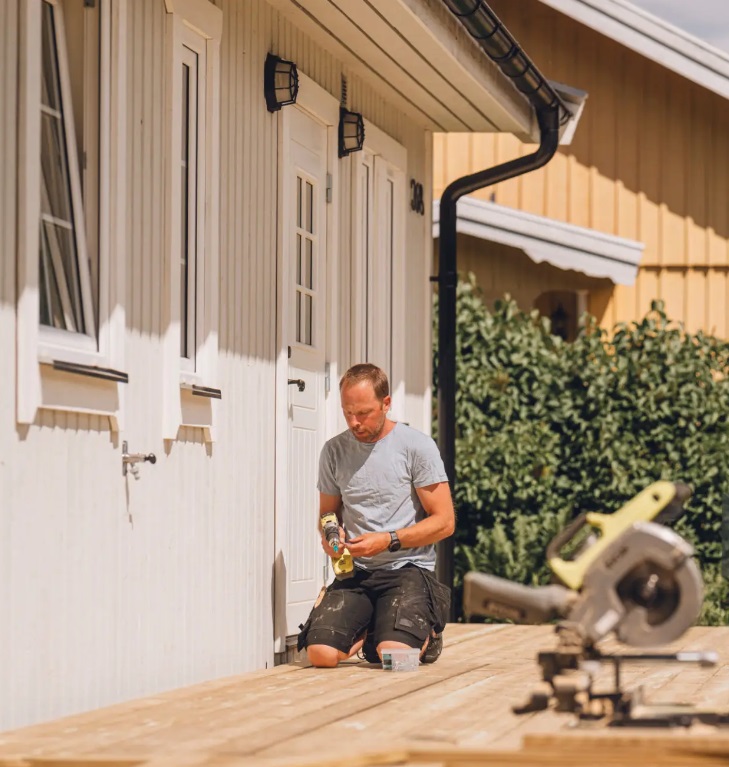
[317,421,448,571]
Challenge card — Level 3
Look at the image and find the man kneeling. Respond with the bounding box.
[297,364,455,667]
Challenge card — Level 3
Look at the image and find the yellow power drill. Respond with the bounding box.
[320,512,354,579]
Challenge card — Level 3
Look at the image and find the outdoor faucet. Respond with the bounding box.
[122,440,157,480]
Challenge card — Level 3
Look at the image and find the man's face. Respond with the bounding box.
[340,381,391,443]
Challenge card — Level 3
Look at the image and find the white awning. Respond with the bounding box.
[433,197,644,286]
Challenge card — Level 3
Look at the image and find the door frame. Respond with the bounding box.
[350,120,407,421]
[273,73,340,653]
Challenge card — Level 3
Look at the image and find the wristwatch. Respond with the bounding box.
[388,530,402,553]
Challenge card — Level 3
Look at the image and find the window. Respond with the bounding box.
[39,0,97,340]
[17,0,126,426]
[161,0,222,440]
[179,42,203,368]
[295,175,317,347]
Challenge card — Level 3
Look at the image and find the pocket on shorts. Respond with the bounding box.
[392,575,432,642]
[421,569,451,633]
[394,603,431,642]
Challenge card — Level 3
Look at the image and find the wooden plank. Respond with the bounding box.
[3,626,729,766]
[0,626,508,759]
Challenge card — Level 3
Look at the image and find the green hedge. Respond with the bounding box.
[433,275,729,624]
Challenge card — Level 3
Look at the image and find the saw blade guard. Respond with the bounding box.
[567,521,704,647]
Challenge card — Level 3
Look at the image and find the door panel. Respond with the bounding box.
[369,156,395,378]
[283,107,328,635]
[351,151,405,421]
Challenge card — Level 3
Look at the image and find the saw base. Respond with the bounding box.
[515,645,728,728]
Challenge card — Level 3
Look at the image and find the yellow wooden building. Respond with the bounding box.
[434,0,729,341]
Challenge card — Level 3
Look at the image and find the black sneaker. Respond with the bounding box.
[420,631,443,664]
[359,633,380,664]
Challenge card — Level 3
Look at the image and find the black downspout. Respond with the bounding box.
[436,109,560,598]
[435,3,572,606]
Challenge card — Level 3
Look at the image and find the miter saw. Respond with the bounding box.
[463,481,726,727]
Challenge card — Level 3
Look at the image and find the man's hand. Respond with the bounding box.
[320,525,345,558]
[345,532,390,558]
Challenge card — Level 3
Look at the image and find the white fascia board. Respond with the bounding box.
[267,0,533,134]
[433,197,644,286]
[539,0,729,100]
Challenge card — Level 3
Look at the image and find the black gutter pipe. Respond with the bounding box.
[436,1,571,605]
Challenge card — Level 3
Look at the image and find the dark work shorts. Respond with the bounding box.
[299,564,443,655]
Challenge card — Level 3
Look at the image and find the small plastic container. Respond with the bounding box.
[381,648,420,672]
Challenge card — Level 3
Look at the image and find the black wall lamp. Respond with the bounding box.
[338,107,365,157]
[264,53,299,112]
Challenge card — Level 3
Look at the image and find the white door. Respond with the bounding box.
[368,156,396,378]
[282,107,329,636]
[351,150,405,418]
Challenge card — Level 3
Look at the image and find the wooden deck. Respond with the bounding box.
[2,624,729,766]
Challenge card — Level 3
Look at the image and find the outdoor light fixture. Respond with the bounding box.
[338,107,365,157]
[264,53,299,112]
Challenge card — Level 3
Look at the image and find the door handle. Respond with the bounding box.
[288,378,306,392]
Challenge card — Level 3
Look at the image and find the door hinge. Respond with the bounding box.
[324,362,331,395]
[326,173,332,204]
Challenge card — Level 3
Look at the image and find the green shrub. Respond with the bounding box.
[434,274,729,625]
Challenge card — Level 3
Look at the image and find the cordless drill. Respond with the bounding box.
[320,512,354,579]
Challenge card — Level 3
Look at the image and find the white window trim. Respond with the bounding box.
[17,0,127,428]
[162,0,221,442]
[351,120,407,422]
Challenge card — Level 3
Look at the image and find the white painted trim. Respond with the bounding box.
[273,107,289,655]
[296,71,340,126]
[273,74,340,653]
[362,119,407,171]
[350,150,374,365]
[164,0,222,40]
[538,0,729,101]
[294,71,340,441]
[324,129,340,440]
[16,0,126,427]
[109,0,128,431]
[421,129,434,436]
[162,1,221,441]
[376,157,406,423]
[17,0,43,425]
[349,124,407,420]
[433,197,645,286]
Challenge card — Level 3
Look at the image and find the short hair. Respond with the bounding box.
[339,363,390,400]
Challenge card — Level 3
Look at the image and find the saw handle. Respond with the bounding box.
[463,572,575,625]
[546,512,589,563]
[547,484,691,562]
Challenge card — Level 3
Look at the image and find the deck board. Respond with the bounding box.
[2,625,729,766]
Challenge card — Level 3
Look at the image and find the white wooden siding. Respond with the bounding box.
[0,0,19,733]
[0,0,433,730]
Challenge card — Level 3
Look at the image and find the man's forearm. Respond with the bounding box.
[395,513,454,549]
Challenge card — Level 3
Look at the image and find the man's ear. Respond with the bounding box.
[383,395,392,411]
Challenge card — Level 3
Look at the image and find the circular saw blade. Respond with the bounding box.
[615,556,703,646]
[617,563,680,625]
